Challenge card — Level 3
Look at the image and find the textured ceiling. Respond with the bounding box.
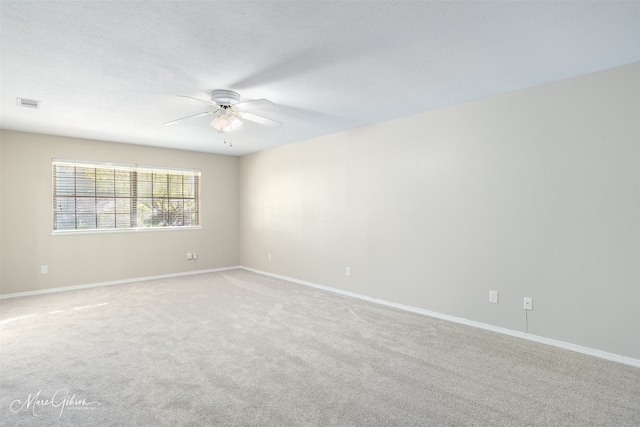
[1,1,639,156]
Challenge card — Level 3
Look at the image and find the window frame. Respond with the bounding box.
[52,159,201,235]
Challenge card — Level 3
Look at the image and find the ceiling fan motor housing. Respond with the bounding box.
[211,89,240,106]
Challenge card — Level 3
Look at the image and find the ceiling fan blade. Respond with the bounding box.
[233,98,274,111]
[176,95,214,105]
[237,111,282,128]
[164,111,214,126]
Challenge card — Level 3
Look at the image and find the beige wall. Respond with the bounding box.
[239,63,640,359]
[0,131,239,294]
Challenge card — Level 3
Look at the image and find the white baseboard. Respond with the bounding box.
[240,266,640,369]
[0,266,242,300]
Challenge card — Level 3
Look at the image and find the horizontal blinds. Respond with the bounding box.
[52,160,200,231]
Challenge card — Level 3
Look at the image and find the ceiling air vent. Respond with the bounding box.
[16,98,41,109]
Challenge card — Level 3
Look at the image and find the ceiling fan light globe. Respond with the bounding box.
[210,114,231,131]
[211,114,241,133]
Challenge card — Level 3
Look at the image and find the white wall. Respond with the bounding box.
[0,131,239,295]
[239,63,640,359]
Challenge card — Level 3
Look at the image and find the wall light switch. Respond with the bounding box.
[489,290,498,304]
[186,253,193,260]
[346,267,351,277]
[41,265,48,275]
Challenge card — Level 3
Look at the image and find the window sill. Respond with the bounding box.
[51,226,203,236]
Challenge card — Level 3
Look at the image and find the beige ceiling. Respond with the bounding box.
[1,1,639,156]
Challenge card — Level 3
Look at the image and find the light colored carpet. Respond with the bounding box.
[1,269,639,426]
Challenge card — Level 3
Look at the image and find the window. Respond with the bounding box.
[53,160,200,232]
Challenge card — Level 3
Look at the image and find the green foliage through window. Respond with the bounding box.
[53,160,200,231]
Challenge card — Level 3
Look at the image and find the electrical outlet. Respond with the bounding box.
[186,253,193,260]
[192,253,198,260]
[489,290,498,304]
[346,267,351,277]
[268,253,272,261]
[41,265,48,275]
[524,297,533,310]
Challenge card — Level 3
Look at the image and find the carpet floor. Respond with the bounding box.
[1,269,639,426]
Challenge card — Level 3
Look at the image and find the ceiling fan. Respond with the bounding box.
[164,89,282,133]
